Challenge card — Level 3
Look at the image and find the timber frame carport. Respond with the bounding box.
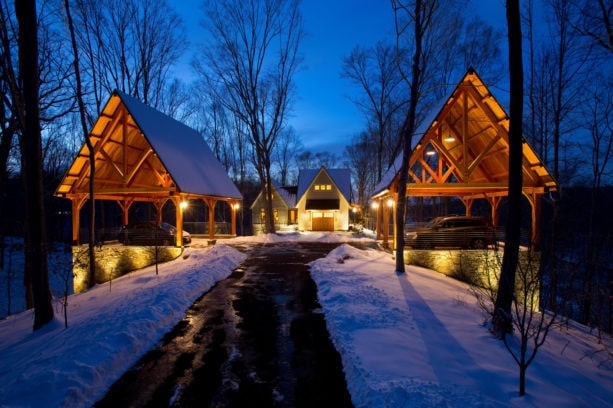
[55,90,242,246]
[371,69,558,249]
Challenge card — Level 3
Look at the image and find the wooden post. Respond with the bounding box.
[375,201,382,240]
[489,196,502,227]
[383,198,389,247]
[463,198,473,216]
[71,195,89,245]
[230,201,238,236]
[153,199,167,223]
[116,198,134,226]
[204,197,217,240]
[530,192,541,250]
[71,198,80,245]
[173,196,184,247]
[392,195,397,250]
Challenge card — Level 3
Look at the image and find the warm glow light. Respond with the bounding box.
[233,203,240,210]
[371,202,379,209]
[444,137,456,142]
[179,201,188,210]
[352,207,357,213]
[426,150,436,156]
[387,199,394,207]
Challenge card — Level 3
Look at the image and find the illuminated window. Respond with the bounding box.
[326,184,332,190]
[260,208,266,223]
[314,185,320,191]
[274,209,279,222]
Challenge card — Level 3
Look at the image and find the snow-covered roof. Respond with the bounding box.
[117,91,241,199]
[273,180,297,207]
[297,168,352,202]
[56,91,241,200]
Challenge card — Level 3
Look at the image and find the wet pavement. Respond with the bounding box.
[95,242,353,407]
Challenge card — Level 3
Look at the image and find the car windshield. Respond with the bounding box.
[160,222,176,232]
[425,218,443,228]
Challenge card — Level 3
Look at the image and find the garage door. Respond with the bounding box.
[312,212,334,231]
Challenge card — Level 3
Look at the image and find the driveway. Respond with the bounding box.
[95,242,353,407]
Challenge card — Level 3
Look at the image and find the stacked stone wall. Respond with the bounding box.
[403,249,540,305]
[72,245,182,293]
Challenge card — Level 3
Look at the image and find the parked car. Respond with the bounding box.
[117,221,191,246]
[405,215,497,249]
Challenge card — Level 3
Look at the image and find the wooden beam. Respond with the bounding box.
[99,147,124,178]
[466,134,502,176]
[125,148,154,185]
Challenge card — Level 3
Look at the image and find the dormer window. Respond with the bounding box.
[314,184,332,191]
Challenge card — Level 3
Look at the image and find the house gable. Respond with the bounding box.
[249,181,298,229]
[297,168,351,207]
[296,167,352,231]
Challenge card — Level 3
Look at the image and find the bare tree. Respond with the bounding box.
[568,0,613,55]
[64,0,97,288]
[15,0,53,329]
[0,5,16,270]
[391,0,439,273]
[341,41,408,183]
[71,0,187,117]
[493,0,524,336]
[506,253,557,396]
[296,151,317,170]
[344,131,376,209]
[314,151,338,169]
[579,73,612,327]
[273,126,302,185]
[196,0,303,234]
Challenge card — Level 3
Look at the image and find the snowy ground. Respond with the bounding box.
[0,232,611,407]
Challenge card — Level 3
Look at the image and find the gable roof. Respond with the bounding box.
[372,68,557,199]
[274,181,297,207]
[297,167,352,202]
[56,90,241,200]
[249,180,296,210]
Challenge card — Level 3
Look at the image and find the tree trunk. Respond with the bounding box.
[393,0,428,274]
[519,364,526,396]
[15,0,53,330]
[264,169,276,234]
[64,0,96,288]
[493,0,523,335]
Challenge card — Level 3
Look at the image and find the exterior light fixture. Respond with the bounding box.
[444,137,456,142]
[179,201,188,210]
[371,202,379,210]
[233,203,240,210]
[426,150,436,156]
[387,198,394,207]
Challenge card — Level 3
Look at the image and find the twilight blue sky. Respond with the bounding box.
[174,0,509,156]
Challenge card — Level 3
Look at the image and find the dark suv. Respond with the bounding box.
[118,221,191,246]
[405,216,497,249]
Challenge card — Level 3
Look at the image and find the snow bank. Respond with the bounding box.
[310,244,613,407]
[0,244,246,408]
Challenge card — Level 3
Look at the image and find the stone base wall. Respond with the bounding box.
[72,245,183,293]
[403,248,540,306]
